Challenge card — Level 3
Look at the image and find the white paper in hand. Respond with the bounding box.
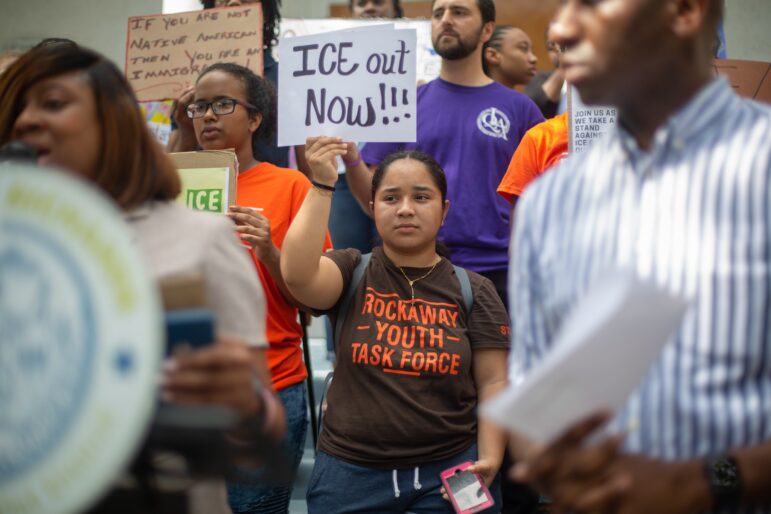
[482,271,689,443]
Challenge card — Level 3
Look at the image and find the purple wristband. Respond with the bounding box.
[343,157,362,168]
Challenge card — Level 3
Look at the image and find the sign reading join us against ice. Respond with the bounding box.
[278,25,417,147]
[568,86,618,154]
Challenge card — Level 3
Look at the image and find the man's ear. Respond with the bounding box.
[480,21,495,45]
[248,112,262,134]
[669,0,709,39]
[369,201,375,216]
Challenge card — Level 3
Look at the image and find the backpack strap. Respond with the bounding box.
[453,265,474,313]
[334,252,371,349]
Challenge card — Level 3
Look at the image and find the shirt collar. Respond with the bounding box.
[616,77,734,160]
[123,201,153,222]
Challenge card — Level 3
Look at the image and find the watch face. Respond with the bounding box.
[713,456,740,489]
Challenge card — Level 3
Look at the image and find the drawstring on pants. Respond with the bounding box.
[391,467,422,498]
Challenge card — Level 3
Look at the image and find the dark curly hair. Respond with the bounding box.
[200,0,282,49]
[197,62,276,161]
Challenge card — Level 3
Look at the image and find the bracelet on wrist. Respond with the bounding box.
[311,180,336,193]
[342,157,362,168]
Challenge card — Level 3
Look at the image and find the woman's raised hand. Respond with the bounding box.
[305,136,349,186]
[171,86,196,134]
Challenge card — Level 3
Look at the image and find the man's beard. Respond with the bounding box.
[433,28,482,60]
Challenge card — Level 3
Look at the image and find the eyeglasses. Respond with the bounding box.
[186,98,257,119]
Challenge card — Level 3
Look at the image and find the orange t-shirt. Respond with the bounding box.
[497,112,569,202]
[237,162,332,391]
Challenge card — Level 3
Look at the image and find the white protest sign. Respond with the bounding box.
[278,18,440,84]
[568,86,618,154]
[278,25,417,147]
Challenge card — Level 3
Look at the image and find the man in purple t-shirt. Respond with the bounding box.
[353,0,544,307]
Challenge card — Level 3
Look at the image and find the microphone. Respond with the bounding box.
[0,141,39,164]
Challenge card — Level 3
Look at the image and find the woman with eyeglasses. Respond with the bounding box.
[0,42,283,514]
[188,62,331,514]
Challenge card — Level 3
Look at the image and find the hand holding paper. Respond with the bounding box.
[510,416,711,514]
[229,205,276,261]
[482,271,689,443]
[485,272,692,512]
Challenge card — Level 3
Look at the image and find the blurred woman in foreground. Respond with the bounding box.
[0,42,283,512]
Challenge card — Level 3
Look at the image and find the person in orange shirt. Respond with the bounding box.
[497,111,569,209]
[188,62,331,513]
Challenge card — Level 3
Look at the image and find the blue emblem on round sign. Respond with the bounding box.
[0,220,96,484]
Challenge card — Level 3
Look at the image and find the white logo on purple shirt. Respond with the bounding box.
[477,107,511,141]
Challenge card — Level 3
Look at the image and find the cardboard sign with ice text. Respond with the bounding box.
[176,167,231,213]
[169,150,237,214]
[126,5,263,102]
[568,86,618,154]
[278,25,417,147]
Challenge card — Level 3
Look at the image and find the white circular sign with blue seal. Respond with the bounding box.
[0,163,162,514]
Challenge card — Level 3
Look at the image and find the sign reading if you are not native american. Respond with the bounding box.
[278,25,417,146]
[126,5,263,102]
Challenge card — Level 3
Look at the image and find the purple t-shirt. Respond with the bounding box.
[362,79,543,273]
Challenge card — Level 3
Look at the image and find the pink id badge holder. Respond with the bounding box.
[439,460,495,514]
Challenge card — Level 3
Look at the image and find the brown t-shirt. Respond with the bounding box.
[318,247,510,468]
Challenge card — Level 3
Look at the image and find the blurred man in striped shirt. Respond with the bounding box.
[507,0,771,512]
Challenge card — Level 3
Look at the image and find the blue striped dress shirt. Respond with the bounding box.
[509,78,771,478]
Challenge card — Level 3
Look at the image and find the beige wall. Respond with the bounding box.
[288,0,771,62]
[0,0,161,68]
[0,0,768,71]
[724,0,771,62]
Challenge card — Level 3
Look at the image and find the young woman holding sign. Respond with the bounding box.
[188,62,332,513]
[0,41,283,514]
[281,137,509,513]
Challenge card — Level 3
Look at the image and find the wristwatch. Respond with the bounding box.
[704,454,742,510]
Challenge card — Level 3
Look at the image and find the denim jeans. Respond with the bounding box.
[227,381,308,514]
[307,443,502,513]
